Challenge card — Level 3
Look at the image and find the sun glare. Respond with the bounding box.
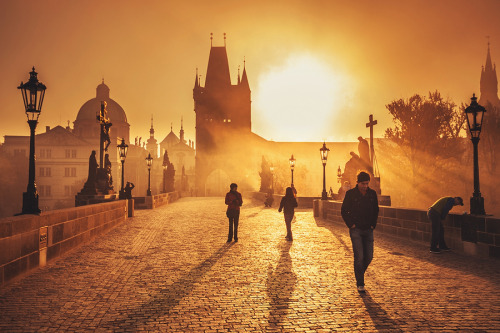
[254,54,351,142]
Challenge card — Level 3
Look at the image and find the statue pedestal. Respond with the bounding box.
[75,193,118,207]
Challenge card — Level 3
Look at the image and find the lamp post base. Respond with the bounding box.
[21,191,41,215]
[321,190,328,201]
[470,195,485,215]
[147,190,152,196]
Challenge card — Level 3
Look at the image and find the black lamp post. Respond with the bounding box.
[320,142,330,200]
[337,166,342,183]
[117,138,128,199]
[289,154,296,187]
[464,94,486,215]
[18,67,46,215]
[146,153,153,196]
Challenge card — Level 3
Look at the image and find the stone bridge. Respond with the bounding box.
[0,197,499,332]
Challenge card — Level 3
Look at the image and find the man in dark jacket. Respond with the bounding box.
[341,171,379,292]
[428,196,463,253]
[225,183,243,242]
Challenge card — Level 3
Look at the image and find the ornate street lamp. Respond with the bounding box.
[117,138,128,199]
[146,153,153,196]
[18,67,46,214]
[320,142,330,200]
[337,166,342,183]
[289,154,296,187]
[464,94,486,215]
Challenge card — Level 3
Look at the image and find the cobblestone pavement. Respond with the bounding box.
[1,197,499,332]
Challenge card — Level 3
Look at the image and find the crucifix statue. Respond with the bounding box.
[97,101,112,169]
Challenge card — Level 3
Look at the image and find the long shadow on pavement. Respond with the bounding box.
[360,292,403,332]
[106,242,234,330]
[266,240,297,330]
[314,217,500,285]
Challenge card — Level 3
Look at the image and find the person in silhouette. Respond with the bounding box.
[225,183,243,242]
[265,190,274,207]
[427,196,463,254]
[341,171,379,293]
[124,182,135,199]
[278,187,298,241]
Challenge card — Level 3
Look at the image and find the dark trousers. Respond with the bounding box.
[349,228,374,287]
[284,214,293,239]
[428,208,448,250]
[228,211,240,241]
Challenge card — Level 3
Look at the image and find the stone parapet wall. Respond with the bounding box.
[134,191,180,210]
[250,192,318,208]
[0,200,129,287]
[314,199,500,259]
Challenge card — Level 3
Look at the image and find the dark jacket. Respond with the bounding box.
[225,191,243,211]
[341,186,379,229]
[279,196,298,216]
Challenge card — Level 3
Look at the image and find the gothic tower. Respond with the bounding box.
[479,42,500,107]
[146,116,158,158]
[193,35,252,195]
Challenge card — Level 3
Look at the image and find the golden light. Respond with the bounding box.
[254,54,352,142]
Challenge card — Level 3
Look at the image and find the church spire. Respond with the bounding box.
[194,68,199,88]
[479,40,500,106]
[240,57,250,90]
[150,115,155,138]
[180,116,185,143]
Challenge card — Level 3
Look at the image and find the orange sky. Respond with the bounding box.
[0,0,499,143]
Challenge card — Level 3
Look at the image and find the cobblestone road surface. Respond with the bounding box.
[0,197,499,332]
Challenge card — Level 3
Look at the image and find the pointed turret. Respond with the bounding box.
[479,42,500,107]
[149,115,155,138]
[194,68,199,88]
[205,36,231,88]
[240,62,250,90]
[180,117,186,144]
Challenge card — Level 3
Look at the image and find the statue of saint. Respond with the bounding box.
[88,150,98,183]
[97,101,113,152]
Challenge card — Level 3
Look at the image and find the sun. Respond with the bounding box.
[254,54,352,142]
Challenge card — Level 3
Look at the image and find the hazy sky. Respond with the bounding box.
[0,0,498,143]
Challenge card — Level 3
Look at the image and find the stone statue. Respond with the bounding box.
[104,153,113,189]
[97,101,112,152]
[88,150,98,183]
[357,136,371,170]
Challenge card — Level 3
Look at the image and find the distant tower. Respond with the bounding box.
[146,115,158,158]
[193,34,252,194]
[479,42,500,107]
[180,117,186,144]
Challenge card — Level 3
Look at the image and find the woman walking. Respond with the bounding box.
[278,187,298,241]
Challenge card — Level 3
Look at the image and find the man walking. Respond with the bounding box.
[428,196,463,254]
[341,171,379,293]
[225,183,243,242]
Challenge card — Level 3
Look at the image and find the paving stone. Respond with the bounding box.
[0,197,499,331]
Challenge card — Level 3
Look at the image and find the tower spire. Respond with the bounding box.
[180,116,185,143]
[150,115,154,138]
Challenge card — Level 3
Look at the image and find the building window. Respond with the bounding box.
[39,185,51,197]
[38,167,51,177]
[65,167,77,177]
[72,149,77,158]
[40,149,52,159]
[64,185,71,196]
[65,149,71,158]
